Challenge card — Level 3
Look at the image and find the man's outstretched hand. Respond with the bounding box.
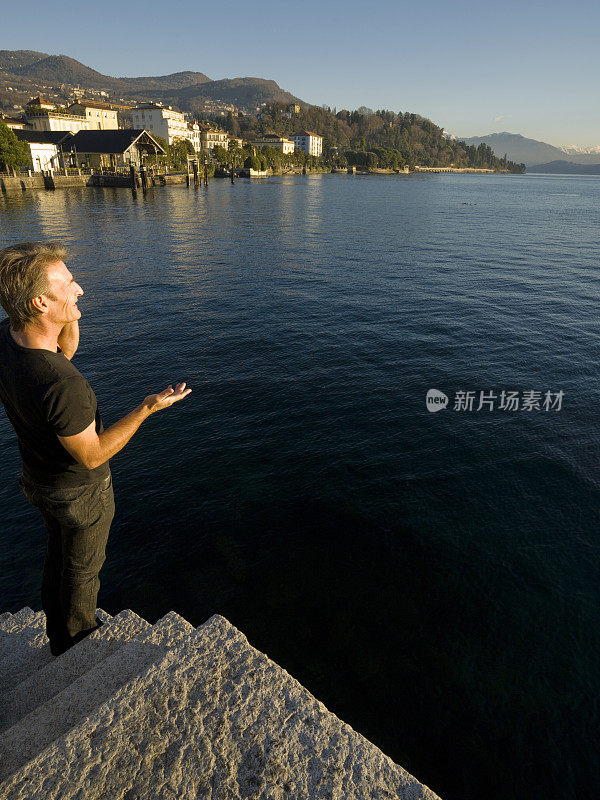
[145,383,192,415]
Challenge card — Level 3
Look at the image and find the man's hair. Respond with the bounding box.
[0,241,64,331]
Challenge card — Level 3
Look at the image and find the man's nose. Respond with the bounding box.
[75,283,83,296]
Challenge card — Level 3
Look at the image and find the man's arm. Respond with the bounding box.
[57,321,79,360]
[57,383,191,469]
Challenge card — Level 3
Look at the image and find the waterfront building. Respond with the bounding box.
[0,113,27,130]
[292,130,323,157]
[251,134,295,154]
[62,129,166,170]
[187,122,201,152]
[67,102,119,130]
[200,127,230,152]
[25,106,91,135]
[13,130,72,172]
[131,104,199,150]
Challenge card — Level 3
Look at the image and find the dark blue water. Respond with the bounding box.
[1,174,599,800]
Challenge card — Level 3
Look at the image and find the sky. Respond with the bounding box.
[2,0,599,147]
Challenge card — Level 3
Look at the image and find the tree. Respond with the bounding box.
[201,103,524,174]
[244,155,262,170]
[0,121,30,171]
[169,138,195,168]
[225,111,240,137]
[212,144,229,164]
[152,135,169,167]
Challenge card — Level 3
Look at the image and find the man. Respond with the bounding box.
[0,242,191,656]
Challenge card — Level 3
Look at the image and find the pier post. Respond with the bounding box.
[130,164,137,195]
[140,166,148,193]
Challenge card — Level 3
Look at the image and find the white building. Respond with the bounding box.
[67,102,119,130]
[13,130,72,172]
[25,109,91,135]
[131,104,199,150]
[251,134,295,155]
[0,113,26,130]
[200,128,230,152]
[187,123,200,152]
[292,130,323,157]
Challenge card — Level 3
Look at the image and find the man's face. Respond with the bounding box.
[44,261,83,325]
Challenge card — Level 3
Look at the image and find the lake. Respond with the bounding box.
[1,173,598,799]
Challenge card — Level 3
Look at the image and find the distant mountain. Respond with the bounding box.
[0,50,299,114]
[560,144,600,155]
[119,72,212,93]
[462,132,600,167]
[0,50,50,71]
[462,133,566,167]
[1,52,211,94]
[149,77,300,113]
[9,54,123,91]
[526,160,600,175]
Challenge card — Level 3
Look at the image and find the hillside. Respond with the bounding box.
[1,52,212,94]
[150,77,300,114]
[231,104,524,172]
[119,71,212,92]
[0,50,298,115]
[10,54,124,91]
[0,50,50,71]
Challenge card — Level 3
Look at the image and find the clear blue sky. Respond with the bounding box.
[2,0,598,146]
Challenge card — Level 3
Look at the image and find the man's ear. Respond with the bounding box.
[30,295,49,314]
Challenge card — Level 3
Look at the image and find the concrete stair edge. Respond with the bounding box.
[0,609,197,782]
[0,608,35,633]
[0,612,442,800]
[0,609,113,696]
[0,609,145,732]
[0,613,51,689]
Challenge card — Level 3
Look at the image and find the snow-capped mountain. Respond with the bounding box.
[560,144,600,155]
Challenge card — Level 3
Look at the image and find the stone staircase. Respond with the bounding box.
[0,608,441,799]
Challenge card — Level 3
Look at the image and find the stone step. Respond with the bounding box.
[0,611,46,661]
[0,611,50,692]
[0,610,194,782]
[0,607,38,635]
[0,609,113,697]
[0,613,441,800]
[0,609,134,733]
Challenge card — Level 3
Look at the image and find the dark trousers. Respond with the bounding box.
[19,473,115,655]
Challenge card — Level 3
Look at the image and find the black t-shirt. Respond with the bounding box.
[0,318,109,488]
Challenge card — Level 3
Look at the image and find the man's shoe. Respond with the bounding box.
[49,618,103,657]
[49,639,70,657]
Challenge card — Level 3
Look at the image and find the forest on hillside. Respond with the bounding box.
[217,103,525,172]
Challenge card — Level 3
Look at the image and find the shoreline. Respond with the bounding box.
[0,167,520,194]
